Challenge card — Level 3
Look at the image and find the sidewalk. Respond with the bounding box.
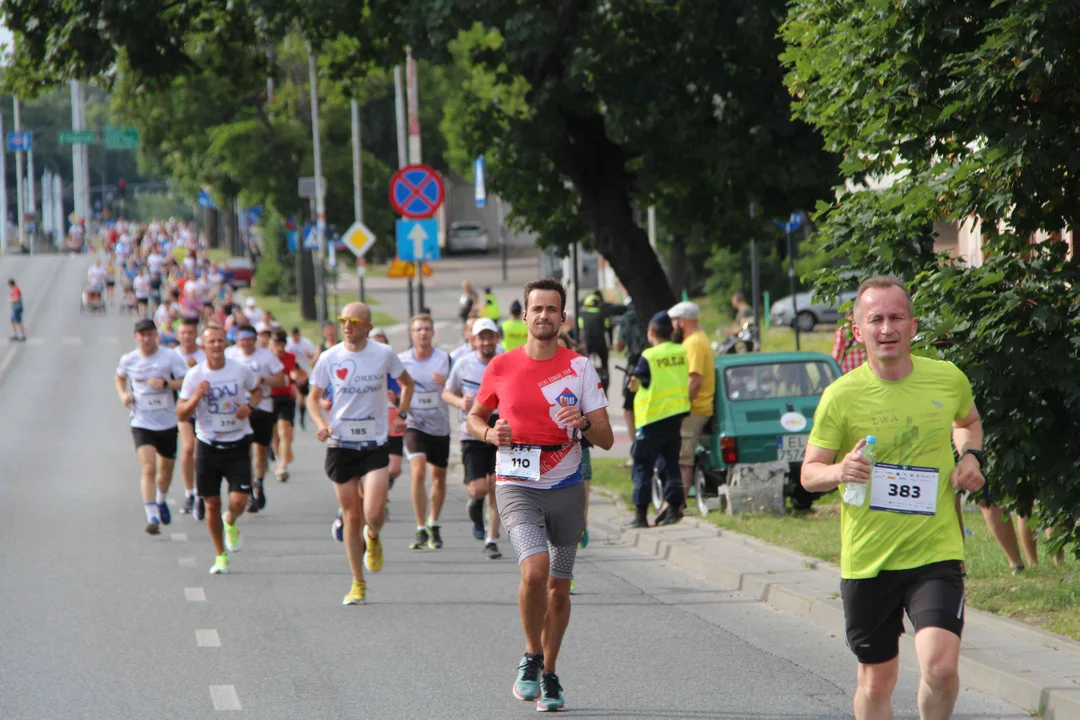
[585,490,1080,720]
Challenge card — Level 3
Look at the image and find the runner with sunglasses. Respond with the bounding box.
[308,303,415,605]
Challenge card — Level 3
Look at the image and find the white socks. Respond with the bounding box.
[144,502,158,522]
[155,489,167,504]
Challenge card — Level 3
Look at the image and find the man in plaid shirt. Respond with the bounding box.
[832,319,866,374]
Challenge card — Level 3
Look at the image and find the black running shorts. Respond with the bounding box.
[249,409,275,446]
[387,435,404,457]
[404,429,450,469]
[196,438,253,497]
[462,440,496,484]
[841,559,965,665]
[324,445,390,485]
[131,426,178,460]
[272,396,296,425]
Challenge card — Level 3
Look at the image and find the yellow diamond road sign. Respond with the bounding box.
[342,221,376,258]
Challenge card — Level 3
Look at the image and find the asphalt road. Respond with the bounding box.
[0,253,1029,719]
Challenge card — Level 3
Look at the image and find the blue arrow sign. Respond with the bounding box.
[6,131,32,152]
[396,219,440,262]
[474,155,486,209]
[773,211,805,234]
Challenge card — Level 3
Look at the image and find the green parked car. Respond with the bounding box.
[678,351,842,516]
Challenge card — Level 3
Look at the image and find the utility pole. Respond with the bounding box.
[307,43,329,323]
[70,80,91,230]
[0,108,7,253]
[14,97,25,252]
[27,141,36,256]
[351,98,366,303]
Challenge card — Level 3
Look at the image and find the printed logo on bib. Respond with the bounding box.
[497,446,541,481]
[869,462,939,516]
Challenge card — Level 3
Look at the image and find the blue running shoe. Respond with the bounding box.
[158,501,171,526]
[332,510,344,542]
[472,521,485,541]
[513,654,543,702]
[536,672,565,712]
[578,528,589,549]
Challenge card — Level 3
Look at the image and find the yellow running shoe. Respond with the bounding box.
[209,553,230,575]
[364,525,383,573]
[223,513,242,552]
[343,580,367,605]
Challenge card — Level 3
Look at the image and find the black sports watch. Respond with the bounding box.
[580,417,592,433]
[398,411,408,421]
[961,449,986,470]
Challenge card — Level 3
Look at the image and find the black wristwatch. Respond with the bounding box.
[962,449,986,470]
[580,417,592,433]
[398,411,408,421]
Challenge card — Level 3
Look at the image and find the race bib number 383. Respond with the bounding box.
[869,462,939,516]
[497,446,541,481]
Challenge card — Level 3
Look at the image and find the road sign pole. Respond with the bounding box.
[572,241,580,343]
[786,227,800,351]
[351,99,363,224]
[27,142,36,256]
[13,97,25,251]
[498,197,507,282]
[393,66,407,170]
[307,43,329,323]
[407,277,415,319]
[406,49,421,165]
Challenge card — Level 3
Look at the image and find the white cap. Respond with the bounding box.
[472,318,500,336]
[369,327,388,339]
[668,301,700,320]
[245,297,257,307]
[255,322,272,333]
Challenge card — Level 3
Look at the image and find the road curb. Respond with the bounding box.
[588,492,1080,720]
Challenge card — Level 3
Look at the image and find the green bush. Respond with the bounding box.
[253,207,295,298]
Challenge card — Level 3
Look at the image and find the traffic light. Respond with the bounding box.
[117,178,126,199]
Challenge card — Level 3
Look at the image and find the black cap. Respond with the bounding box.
[134,318,156,333]
[510,299,522,313]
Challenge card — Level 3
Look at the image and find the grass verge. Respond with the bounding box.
[590,456,1080,641]
[692,296,834,356]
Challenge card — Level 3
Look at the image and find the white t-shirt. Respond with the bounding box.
[116,347,190,430]
[286,336,318,373]
[87,266,108,289]
[174,345,206,368]
[445,348,501,441]
[245,306,265,325]
[133,276,150,299]
[311,341,404,448]
[398,347,452,437]
[179,359,260,444]
[147,253,165,275]
[224,346,284,412]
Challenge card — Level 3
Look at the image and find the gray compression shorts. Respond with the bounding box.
[495,481,585,580]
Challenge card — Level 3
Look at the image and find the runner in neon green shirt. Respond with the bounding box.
[801,276,986,720]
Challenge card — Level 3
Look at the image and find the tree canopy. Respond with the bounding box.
[783,0,1080,551]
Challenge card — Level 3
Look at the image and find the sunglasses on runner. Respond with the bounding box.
[338,316,364,325]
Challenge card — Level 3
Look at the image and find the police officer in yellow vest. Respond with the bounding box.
[481,287,501,322]
[625,311,690,528]
[501,299,529,351]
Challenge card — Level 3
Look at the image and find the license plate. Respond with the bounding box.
[777,434,808,462]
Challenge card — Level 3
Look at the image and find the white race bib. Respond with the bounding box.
[340,419,377,442]
[869,462,938,515]
[412,391,440,409]
[211,413,243,434]
[142,393,167,410]
[497,446,542,481]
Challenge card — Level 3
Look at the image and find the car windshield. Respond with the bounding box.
[724,361,837,402]
[452,225,484,237]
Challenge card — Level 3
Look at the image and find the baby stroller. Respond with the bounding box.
[119,285,138,314]
[81,285,107,315]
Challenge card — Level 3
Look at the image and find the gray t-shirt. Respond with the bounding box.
[225,346,284,412]
[398,347,452,437]
[445,349,500,442]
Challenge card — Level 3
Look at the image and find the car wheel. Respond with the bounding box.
[652,470,664,512]
[795,311,817,332]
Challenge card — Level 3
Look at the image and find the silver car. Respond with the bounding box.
[446,221,490,254]
[770,290,857,331]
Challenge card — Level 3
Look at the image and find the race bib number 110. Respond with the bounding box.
[497,446,541,481]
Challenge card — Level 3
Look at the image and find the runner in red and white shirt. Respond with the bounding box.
[270,329,307,481]
[466,279,613,712]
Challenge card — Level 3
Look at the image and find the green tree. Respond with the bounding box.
[783,0,1080,551]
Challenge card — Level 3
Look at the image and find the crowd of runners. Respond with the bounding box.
[95,218,993,716]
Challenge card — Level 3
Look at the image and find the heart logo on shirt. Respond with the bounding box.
[331,359,355,384]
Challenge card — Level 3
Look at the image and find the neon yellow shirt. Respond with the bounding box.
[683,330,715,416]
[501,318,528,351]
[808,355,974,579]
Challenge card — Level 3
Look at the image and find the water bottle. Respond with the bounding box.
[842,435,876,507]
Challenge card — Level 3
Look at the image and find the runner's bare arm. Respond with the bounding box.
[306,384,328,432]
[176,381,209,421]
[466,401,497,444]
[801,445,842,492]
[114,375,133,408]
[554,404,615,451]
[396,370,415,413]
[264,370,287,388]
[165,376,184,391]
[248,387,263,409]
[951,404,985,492]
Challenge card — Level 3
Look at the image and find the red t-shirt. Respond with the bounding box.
[476,346,608,489]
[271,352,297,397]
[9,286,22,304]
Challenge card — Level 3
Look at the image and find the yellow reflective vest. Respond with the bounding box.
[501,317,528,350]
[634,342,690,427]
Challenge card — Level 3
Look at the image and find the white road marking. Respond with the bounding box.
[25,337,44,346]
[184,587,206,602]
[171,532,188,542]
[209,685,241,711]
[0,257,65,384]
[177,557,197,568]
[61,336,83,345]
[196,629,222,648]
